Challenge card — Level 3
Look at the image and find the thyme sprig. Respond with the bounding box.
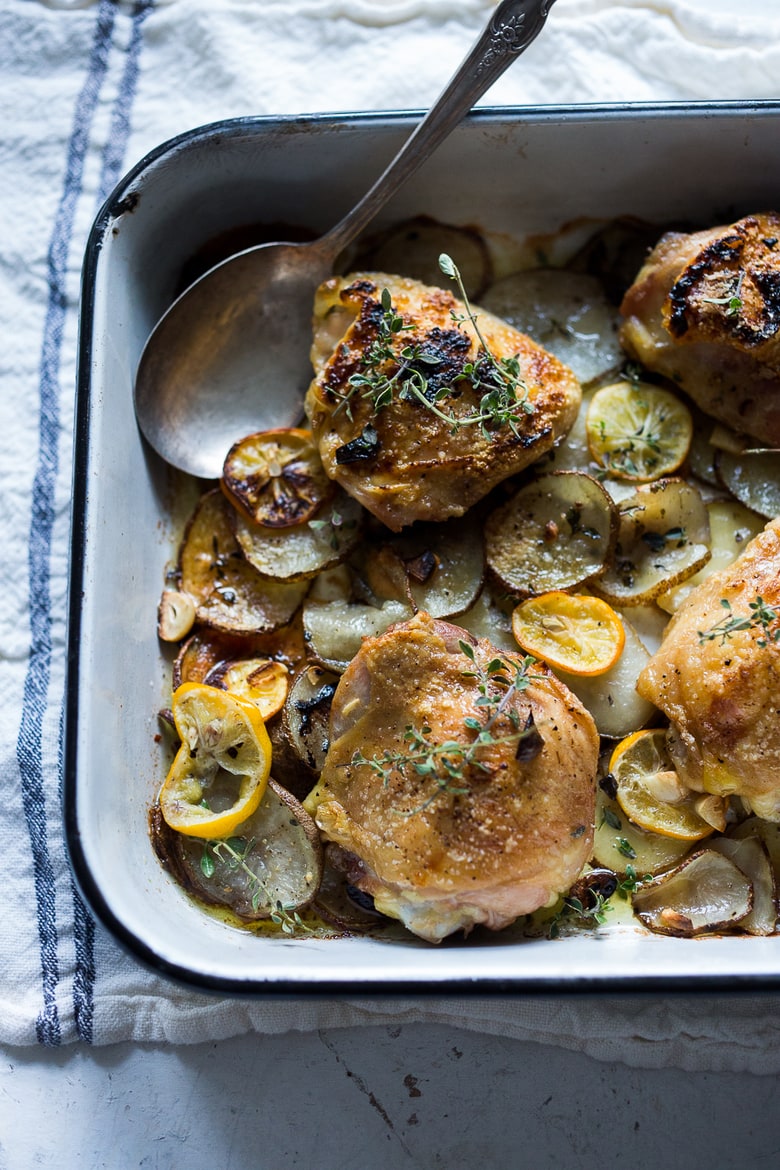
[200,837,314,935]
[350,642,543,815]
[334,255,532,439]
[697,596,780,648]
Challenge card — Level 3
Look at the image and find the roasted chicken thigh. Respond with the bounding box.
[305,273,581,531]
[304,612,600,943]
[637,517,780,820]
[620,212,780,444]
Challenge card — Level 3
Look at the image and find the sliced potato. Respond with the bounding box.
[559,612,656,738]
[592,785,692,876]
[359,514,484,619]
[593,478,711,606]
[715,450,780,519]
[547,386,599,474]
[657,498,765,614]
[302,598,411,671]
[710,835,777,936]
[282,664,339,774]
[151,779,323,923]
[233,487,364,581]
[456,584,517,652]
[567,215,667,303]
[480,269,622,384]
[313,852,387,933]
[484,471,619,598]
[730,817,780,895]
[631,849,753,937]
[180,490,309,634]
[222,427,333,528]
[353,216,492,298]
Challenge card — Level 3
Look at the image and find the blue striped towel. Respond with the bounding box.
[4,0,780,1067]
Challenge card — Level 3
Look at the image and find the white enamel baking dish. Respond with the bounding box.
[67,102,780,993]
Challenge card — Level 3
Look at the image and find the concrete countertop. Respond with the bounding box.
[2,1023,780,1167]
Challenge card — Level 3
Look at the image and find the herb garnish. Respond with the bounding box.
[350,641,543,815]
[200,837,314,935]
[334,255,532,439]
[697,596,780,648]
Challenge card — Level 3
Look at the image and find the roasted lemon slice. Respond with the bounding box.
[609,729,717,841]
[204,657,289,721]
[222,427,333,528]
[511,592,625,676]
[586,380,692,481]
[159,682,272,838]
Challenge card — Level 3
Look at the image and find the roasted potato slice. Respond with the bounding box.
[358,513,484,619]
[657,498,765,614]
[480,269,622,385]
[151,778,323,923]
[715,449,780,519]
[302,598,411,672]
[593,478,711,607]
[353,215,491,299]
[180,489,309,634]
[631,849,752,937]
[282,664,339,774]
[222,427,334,528]
[710,835,777,936]
[592,784,692,877]
[558,612,656,738]
[233,486,364,581]
[484,471,619,597]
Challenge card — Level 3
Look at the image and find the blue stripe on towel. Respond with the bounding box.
[17,0,117,1049]
[69,0,156,1045]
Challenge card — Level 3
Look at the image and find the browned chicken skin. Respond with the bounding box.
[637,517,780,820]
[305,273,581,531]
[620,213,780,444]
[304,612,600,943]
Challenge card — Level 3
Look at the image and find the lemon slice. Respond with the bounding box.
[586,380,692,481]
[222,427,333,528]
[204,657,289,721]
[159,682,272,838]
[608,729,715,841]
[511,592,625,676]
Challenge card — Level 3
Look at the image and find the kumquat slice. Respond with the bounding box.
[586,380,693,482]
[511,592,625,677]
[222,427,333,528]
[159,682,272,838]
[608,729,719,842]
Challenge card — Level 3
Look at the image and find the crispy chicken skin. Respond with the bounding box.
[305,273,581,532]
[620,213,780,444]
[637,517,780,820]
[303,612,599,943]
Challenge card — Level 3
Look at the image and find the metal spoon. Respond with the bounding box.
[134,0,556,479]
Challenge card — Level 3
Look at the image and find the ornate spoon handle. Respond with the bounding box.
[320,0,557,257]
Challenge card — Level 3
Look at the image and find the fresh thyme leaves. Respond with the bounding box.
[548,891,612,939]
[200,837,314,935]
[616,864,652,899]
[697,596,780,648]
[334,256,532,439]
[615,836,637,860]
[350,641,543,815]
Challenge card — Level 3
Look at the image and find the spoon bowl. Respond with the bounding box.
[134,0,556,479]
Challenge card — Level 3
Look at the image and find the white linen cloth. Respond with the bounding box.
[3,0,780,1064]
